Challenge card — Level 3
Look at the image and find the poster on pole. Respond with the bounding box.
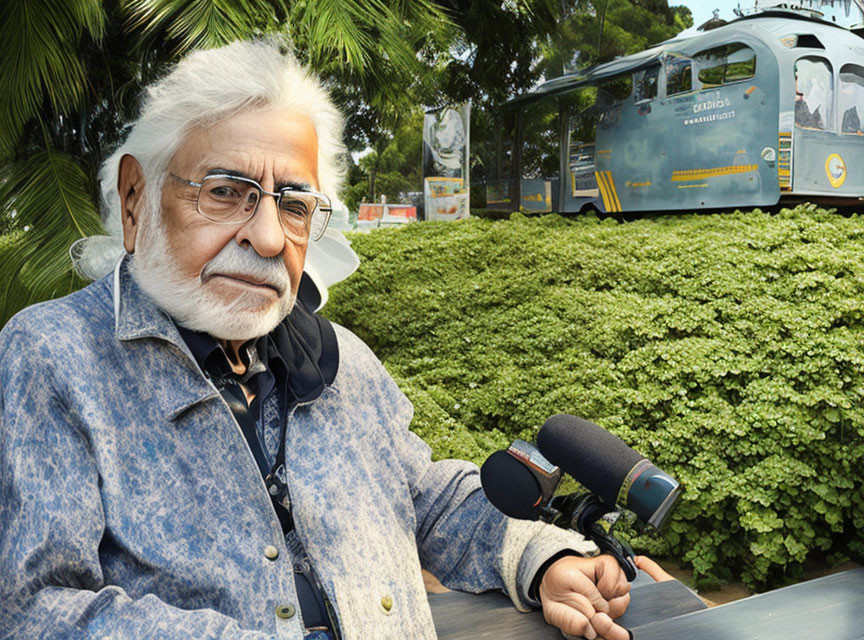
[423,103,470,221]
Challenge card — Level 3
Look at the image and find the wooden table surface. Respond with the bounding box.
[428,568,864,640]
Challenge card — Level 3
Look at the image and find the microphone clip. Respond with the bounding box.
[544,492,638,582]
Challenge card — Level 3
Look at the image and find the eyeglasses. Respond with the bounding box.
[170,173,332,242]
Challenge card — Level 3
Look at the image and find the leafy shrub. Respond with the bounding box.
[0,231,23,251]
[325,205,864,589]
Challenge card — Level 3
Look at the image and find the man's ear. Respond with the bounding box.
[118,154,147,253]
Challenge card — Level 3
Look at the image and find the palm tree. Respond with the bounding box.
[0,0,453,327]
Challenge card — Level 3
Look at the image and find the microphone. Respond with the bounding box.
[480,439,638,581]
[479,441,562,520]
[537,414,681,529]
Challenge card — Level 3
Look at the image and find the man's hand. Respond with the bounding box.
[539,554,632,640]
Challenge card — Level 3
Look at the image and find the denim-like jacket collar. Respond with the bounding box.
[111,255,338,419]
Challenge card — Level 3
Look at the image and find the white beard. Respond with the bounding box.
[130,209,296,341]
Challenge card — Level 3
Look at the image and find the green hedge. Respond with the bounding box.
[324,205,864,590]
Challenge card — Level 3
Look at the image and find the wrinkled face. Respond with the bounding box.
[130,108,320,340]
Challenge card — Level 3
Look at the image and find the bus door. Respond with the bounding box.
[792,56,835,192]
[561,77,633,214]
[793,58,864,196]
[486,109,517,211]
[663,42,776,209]
[561,86,601,213]
[591,66,659,213]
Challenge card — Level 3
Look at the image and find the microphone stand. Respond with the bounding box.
[538,492,639,582]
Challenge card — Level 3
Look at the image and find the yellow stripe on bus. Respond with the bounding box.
[605,172,622,212]
[671,164,758,182]
[595,171,613,212]
[600,171,618,213]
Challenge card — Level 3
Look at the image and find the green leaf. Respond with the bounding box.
[0,147,104,324]
[124,0,289,55]
[0,0,104,155]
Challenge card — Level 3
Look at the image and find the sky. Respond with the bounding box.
[675,0,863,34]
[677,0,747,27]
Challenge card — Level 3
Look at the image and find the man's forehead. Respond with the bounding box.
[170,109,319,186]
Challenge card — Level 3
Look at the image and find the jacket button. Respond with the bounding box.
[275,603,296,619]
[264,545,279,560]
[380,595,393,613]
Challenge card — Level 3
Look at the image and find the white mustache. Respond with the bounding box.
[200,242,291,296]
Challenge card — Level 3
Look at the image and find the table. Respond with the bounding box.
[428,568,864,639]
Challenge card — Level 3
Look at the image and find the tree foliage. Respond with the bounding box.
[0,0,696,326]
[342,110,425,211]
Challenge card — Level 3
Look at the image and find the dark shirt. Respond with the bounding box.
[176,277,339,632]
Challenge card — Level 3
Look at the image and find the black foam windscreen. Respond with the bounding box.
[537,414,644,506]
[480,450,543,520]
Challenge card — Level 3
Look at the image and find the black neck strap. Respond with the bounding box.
[216,376,294,534]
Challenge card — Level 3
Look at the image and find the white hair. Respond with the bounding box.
[74,37,345,279]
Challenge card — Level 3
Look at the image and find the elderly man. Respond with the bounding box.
[0,39,634,640]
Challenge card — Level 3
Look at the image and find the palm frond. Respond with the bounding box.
[0,0,104,156]
[124,0,289,56]
[297,0,455,77]
[289,0,380,73]
[0,146,103,325]
[69,0,107,40]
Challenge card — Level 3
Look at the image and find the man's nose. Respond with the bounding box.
[234,194,285,257]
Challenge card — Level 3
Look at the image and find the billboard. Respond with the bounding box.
[423,103,470,221]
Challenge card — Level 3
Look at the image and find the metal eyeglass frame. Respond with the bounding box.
[169,173,333,242]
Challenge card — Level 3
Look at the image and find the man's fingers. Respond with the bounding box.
[634,555,675,582]
[544,563,611,615]
[595,556,631,601]
[581,578,610,615]
[543,600,598,640]
[590,611,632,640]
[542,589,598,628]
[540,555,637,639]
[607,593,631,620]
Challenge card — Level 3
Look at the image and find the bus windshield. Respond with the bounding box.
[795,57,833,130]
[839,64,864,135]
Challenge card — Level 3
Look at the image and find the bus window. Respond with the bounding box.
[599,74,632,104]
[634,65,660,102]
[795,57,833,130]
[665,57,693,95]
[724,44,757,82]
[521,95,559,179]
[597,75,632,122]
[565,85,599,144]
[839,64,864,135]
[695,43,756,87]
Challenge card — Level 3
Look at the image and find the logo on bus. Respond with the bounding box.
[825,154,847,188]
[693,97,732,113]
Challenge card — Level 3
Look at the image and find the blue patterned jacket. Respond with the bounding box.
[0,257,595,640]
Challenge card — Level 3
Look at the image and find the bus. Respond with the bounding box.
[485,4,864,215]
